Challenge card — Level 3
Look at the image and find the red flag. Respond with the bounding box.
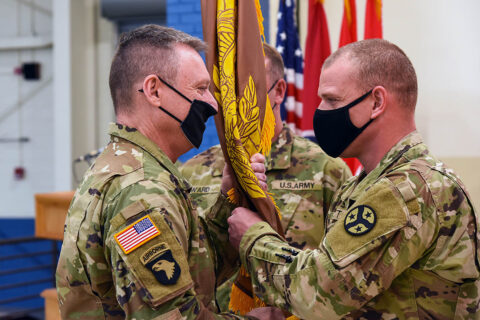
[339,0,357,46]
[338,0,363,175]
[302,0,331,138]
[365,0,382,39]
[343,157,363,176]
[345,0,382,175]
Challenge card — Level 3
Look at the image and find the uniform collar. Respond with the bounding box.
[266,124,294,171]
[376,131,423,171]
[207,145,225,177]
[341,131,424,202]
[108,123,191,190]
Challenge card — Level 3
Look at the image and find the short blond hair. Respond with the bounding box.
[323,39,418,109]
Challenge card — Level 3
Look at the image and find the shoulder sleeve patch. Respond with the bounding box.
[112,209,193,307]
[343,205,377,236]
[323,178,409,267]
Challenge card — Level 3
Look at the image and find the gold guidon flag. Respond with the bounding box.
[201,0,284,315]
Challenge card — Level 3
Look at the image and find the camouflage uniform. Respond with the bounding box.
[238,131,480,319]
[180,125,351,310]
[56,123,240,320]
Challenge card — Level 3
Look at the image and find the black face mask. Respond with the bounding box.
[140,76,217,149]
[313,89,373,158]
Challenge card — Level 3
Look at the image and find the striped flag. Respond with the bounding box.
[115,215,160,254]
[275,0,304,136]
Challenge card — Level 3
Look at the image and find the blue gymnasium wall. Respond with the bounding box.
[0,218,59,316]
[168,0,270,163]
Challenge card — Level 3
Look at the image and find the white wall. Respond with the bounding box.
[0,0,115,218]
[54,0,116,190]
[0,0,54,217]
[383,1,480,158]
[53,0,72,192]
[271,0,480,158]
[54,0,116,189]
[269,0,480,207]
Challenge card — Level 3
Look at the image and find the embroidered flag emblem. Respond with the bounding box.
[115,215,160,254]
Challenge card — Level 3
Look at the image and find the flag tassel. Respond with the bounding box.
[228,266,267,315]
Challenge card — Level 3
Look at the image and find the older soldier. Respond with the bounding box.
[56,25,266,319]
[180,44,351,311]
[228,39,480,319]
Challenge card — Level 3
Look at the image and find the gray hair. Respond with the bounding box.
[109,24,207,114]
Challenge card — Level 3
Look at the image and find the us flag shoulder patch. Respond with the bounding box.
[115,215,160,254]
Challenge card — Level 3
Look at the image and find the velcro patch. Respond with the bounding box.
[324,178,408,267]
[120,199,148,220]
[113,210,193,306]
[271,180,321,190]
[114,215,160,254]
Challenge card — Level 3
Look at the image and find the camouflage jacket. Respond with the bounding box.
[56,123,240,320]
[239,131,480,319]
[181,126,351,311]
[180,125,351,250]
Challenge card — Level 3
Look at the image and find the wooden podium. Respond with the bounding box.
[35,191,74,240]
[35,191,74,320]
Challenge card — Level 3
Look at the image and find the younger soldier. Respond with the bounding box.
[180,44,351,311]
[228,39,480,319]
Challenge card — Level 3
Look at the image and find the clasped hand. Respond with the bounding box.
[220,153,268,195]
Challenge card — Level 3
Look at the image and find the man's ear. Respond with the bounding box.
[141,75,162,106]
[273,78,287,105]
[371,86,387,119]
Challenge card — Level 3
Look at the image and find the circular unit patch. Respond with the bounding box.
[344,205,376,236]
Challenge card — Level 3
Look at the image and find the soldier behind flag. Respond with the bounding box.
[180,43,352,312]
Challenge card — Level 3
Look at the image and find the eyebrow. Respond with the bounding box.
[193,79,210,87]
[319,91,341,100]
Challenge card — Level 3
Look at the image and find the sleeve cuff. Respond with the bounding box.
[206,192,237,230]
[239,221,283,267]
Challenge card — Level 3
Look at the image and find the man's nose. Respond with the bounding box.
[206,90,219,112]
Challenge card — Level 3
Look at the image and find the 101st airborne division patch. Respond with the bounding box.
[141,242,181,285]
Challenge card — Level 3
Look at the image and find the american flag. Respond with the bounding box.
[115,215,160,254]
[276,0,307,136]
